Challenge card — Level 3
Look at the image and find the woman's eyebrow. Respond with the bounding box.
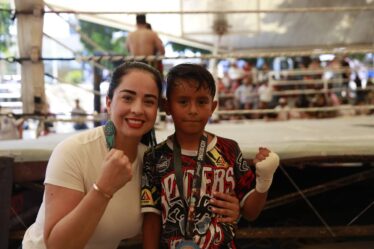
[119,89,158,100]
[144,94,158,100]
[119,89,136,95]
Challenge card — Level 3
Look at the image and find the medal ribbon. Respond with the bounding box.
[173,134,208,240]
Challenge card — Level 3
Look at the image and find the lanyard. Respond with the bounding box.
[173,134,208,239]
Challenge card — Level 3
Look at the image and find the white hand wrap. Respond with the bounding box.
[255,152,280,193]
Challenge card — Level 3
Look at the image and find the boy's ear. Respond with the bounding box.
[211,100,218,114]
[161,98,171,115]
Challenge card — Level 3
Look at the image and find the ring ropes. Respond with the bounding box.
[1,5,373,120]
[2,6,374,16]
[3,48,374,64]
[1,55,374,118]
[2,5,373,238]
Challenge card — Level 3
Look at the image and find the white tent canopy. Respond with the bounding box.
[44,0,374,56]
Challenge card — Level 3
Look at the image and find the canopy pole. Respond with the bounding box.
[209,35,221,122]
[15,0,46,114]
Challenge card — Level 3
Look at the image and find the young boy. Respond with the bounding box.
[141,63,279,249]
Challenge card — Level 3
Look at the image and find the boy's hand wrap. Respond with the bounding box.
[255,152,280,193]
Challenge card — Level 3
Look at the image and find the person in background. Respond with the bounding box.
[0,105,24,140]
[126,14,165,68]
[141,63,279,249]
[258,80,273,119]
[275,97,291,121]
[234,76,257,119]
[38,102,56,136]
[71,98,88,130]
[144,22,164,75]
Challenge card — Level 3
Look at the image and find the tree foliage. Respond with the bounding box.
[78,20,129,69]
[79,20,127,55]
[170,42,210,54]
[0,4,13,53]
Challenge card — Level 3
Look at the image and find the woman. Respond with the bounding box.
[22,62,239,249]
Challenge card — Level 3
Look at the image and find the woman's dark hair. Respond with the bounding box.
[108,61,163,146]
[166,63,216,99]
[108,61,163,100]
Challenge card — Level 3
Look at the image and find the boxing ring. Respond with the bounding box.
[1,116,374,248]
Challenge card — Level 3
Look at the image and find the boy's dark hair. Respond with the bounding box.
[166,63,216,99]
[136,14,146,25]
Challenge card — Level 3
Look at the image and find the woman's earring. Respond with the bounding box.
[104,120,116,150]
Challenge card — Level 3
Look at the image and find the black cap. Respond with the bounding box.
[136,14,146,24]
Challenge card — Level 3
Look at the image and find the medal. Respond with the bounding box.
[176,240,200,249]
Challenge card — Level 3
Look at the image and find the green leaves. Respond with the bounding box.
[0,4,13,53]
[79,20,127,55]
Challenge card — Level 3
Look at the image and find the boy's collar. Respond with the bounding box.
[166,133,217,156]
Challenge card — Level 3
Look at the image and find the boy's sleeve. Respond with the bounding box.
[141,150,162,215]
[233,142,256,207]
